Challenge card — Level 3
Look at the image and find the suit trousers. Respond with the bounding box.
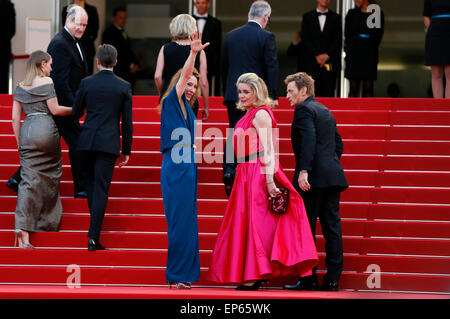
[80,150,117,240]
[295,183,344,283]
[53,115,85,194]
[313,68,338,97]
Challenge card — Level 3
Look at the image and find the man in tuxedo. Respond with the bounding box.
[301,0,342,97]
[73,44,133,251]
[7,5,89,197]
[283,72,348,291]
[221,0,279,195]
[62,0,99,75]
[102,7,139,92]
[193,0,222,96]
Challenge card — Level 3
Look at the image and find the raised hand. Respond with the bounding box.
[189,32,210,54]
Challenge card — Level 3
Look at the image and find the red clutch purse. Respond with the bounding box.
[268,186,289,214]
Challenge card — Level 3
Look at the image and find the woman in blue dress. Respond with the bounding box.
[158,32,209,289]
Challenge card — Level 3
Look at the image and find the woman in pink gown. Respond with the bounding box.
[207,73,318,290]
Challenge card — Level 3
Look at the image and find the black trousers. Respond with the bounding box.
[312,68,338,97]
[0,54,10,94]
[294,178,344,283]
[80,150,117,241]
[222,101,246,183]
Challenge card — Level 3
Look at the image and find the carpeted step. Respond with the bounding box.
[1,214,448,239]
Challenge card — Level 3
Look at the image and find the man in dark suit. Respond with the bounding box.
[7,5,89,197]
[301,0,342,97]
[73,44,133,251]
[102,7,139,92]
[48,5,89,198]
[193,0,222,96]
[62,0,99,75]
[283,72,348,291]
[0,0,15,94]
[221,0,279,195]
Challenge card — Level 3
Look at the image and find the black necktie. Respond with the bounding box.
[317,12,328,16]
[194,15,207,20]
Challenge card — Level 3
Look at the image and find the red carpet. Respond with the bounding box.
[0,95,449,298]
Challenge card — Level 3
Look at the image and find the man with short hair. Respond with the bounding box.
[221,0,279,195]
[73,44,133,251]
[192,0,222,96]
[102,7,139,91]
[283,72,348,291]
[62,0,99,75]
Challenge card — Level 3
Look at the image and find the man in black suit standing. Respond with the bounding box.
[7,5,89,197]
[193,0,222,96]
[221,0,279,195]
[283,72,348,291]
[48,5,89,198]
[73,44,133,251]
[301,0,342,97]
[102,7,139,92]
[62,0,99,75]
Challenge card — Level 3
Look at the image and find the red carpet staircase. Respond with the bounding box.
[0,95,449,296]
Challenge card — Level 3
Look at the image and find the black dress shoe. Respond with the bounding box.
[235,280,268,291]
[283,277,319,291]
[88,238,105,251]
[320,281,339,291]
[74,191,88,199]
[6,178,19,192]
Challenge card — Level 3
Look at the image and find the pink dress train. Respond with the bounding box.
[207,106,318,284]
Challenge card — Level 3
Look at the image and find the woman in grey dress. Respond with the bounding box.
[11,50,72,248]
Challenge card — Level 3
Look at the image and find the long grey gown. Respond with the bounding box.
[13,83,63,232]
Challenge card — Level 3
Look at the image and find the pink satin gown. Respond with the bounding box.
[207,106,319,284]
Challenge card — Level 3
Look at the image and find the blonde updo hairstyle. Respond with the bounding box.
[235,73,274,111]
[169,14,197,40]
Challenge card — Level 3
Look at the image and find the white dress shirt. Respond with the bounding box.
[65,26,84,61]
[317,9,329,32]
[195,13,208,34]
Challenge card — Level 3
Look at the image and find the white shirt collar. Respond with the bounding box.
[196,13,208,18]
[316,8,329,14]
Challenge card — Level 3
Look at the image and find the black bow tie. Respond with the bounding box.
[194,15,207,20]
[317,12,328,16]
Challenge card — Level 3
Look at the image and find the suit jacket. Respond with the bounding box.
[0,0,15,58]
[194,14,222,79]
[291,96,348,190]
[301,9,342,75]
[47,28,88,107]
[102,24,137,82]
[222,21,278,103]
[72,70,133,156]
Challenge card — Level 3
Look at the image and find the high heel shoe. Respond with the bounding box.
[14,229,34,249]
[235,280,269,291]
[14,229,22,248]
[169,282,191,289]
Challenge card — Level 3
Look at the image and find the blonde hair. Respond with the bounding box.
[284,72,315,97]
[157,67,201,114]
[21,50,52,86]
[169,14,197,40]
[235,73,274,111]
